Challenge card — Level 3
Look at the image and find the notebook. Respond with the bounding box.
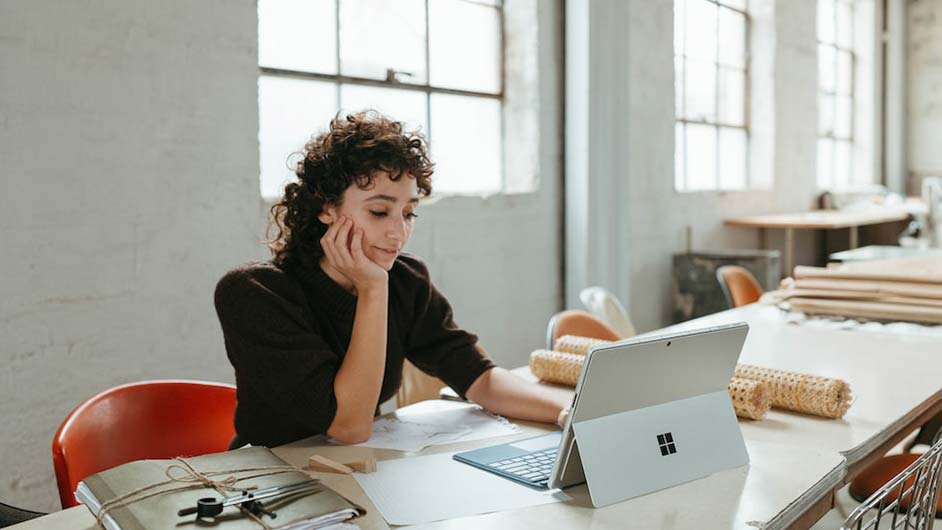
[75,446,364,530]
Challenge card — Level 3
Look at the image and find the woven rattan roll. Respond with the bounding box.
[529,350,772,421]
[529,350,583,386]
[734,364,853,419]
[728,377,771,420]
[553,335,612,356]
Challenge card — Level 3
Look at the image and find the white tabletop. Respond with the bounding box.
[655,304,942,465]
[12,304,940,530]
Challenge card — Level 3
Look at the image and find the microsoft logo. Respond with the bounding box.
[657,432,677,456]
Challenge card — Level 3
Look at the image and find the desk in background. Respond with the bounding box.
[725,210,910,276]
[828,244,942,263]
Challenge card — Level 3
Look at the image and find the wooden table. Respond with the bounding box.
[11,304,942,530]
[725,210,910,276]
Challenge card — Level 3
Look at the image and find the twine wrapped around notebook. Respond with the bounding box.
[734,363,853,419]
[94,461,299,529]
[528,350,772,420]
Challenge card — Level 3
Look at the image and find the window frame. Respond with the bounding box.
[816,0,856,189]
[674,0,752,192]
[257,0,508,197]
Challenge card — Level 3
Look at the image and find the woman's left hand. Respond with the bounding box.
[556,406,570,429]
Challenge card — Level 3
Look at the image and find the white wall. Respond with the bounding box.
[0,0,562,511]
[566,0,823,332]
[908,0,942,190]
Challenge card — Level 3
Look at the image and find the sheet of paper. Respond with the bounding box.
[345,403,521,452]
[353,452,570,525]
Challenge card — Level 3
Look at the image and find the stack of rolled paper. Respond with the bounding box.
[529,335,853,420]
[767,256,942,324]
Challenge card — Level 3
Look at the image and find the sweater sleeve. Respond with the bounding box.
[214,265,339,444]
[401,257,496,399]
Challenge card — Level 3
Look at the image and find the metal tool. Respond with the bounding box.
[177,479,321,520]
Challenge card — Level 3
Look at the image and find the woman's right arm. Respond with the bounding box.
[320,216,390,444]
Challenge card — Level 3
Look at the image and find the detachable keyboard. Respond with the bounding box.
[485,447,558,487]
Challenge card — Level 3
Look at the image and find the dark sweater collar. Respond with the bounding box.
[285,256,358,322]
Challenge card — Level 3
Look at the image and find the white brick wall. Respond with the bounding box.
[0,0,562,511]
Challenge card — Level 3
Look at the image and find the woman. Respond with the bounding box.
[215,111,569,448]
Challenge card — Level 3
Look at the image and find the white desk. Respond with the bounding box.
[12,304,942,530]
[655,304,942,478]
[16,403,844,530]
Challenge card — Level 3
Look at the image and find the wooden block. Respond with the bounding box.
[344,458,376,474]
[308,454,353,474]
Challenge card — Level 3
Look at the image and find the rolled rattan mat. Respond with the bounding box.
[734,363,852,419]
[553,335,610,356]
[538,335,854,419]
[528,350,772,420]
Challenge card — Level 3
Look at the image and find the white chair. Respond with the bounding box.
[840,434,942,530]
[579,286,637,338]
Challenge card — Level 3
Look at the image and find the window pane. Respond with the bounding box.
[339,85,428,138]
[817,137,834,188]
[430,94,502,193]
[819,93,835,136]
[685,60,716,122]
[675,122,686,190]
[718,67,745,125]
[836,0,853,49]
[719,127,747,189]
[674,0,686,57]
[675,56,685,118]
[834,95,852,139]
[340,0,427,84]
[718,8,746,69]
[836,50,853,96]
[834,139,852,188]
[719,0,746,10]
[818,0,835,44]
[258,76,338,199]
[429,0,502,94]
[818,44,836,93]
[686,124,717,190]
[685,0,717,62]
[258,0,336,74]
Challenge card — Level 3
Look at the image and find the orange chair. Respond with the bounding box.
[546,310,622,349]
[52,380,236,508]
[716,265,764,308]
[848,422,942,517]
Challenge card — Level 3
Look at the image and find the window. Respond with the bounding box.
[817,0,855,189]
[257,0,505,200]
[674,0,750,192]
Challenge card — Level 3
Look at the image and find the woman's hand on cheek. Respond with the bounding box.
[320,216,388,291]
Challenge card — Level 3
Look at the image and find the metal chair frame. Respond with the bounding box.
[841,433,942,530]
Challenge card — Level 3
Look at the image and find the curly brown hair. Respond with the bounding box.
[266,110,434,267]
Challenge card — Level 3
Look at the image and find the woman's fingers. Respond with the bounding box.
[335,217,354,266]
[320,218,340,265]
[350,228,366,262]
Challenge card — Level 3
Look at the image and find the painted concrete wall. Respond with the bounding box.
[566,0,823,332]
[0,0,562,511]
[908,0,942,189]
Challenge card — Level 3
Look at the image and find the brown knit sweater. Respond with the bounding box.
[214,253,495,448]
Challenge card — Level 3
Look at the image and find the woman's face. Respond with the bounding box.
[323,171,420,271]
